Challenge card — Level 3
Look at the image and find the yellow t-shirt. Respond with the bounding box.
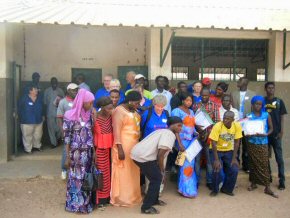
[209,121,242,151]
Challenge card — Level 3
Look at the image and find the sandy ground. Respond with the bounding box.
[0,174,289,218]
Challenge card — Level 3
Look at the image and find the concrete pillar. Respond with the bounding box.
[148,28,172,81]
[268,31,290,82]
[0,23,14,163]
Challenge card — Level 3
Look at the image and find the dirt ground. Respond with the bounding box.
[0,174,289,218]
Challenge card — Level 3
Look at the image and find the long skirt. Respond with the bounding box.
[65,148,93,214]
[96,148,111,205]
[178,140,198,198]
[248,142,270,186]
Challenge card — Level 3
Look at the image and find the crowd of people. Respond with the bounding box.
[18,70,287,214]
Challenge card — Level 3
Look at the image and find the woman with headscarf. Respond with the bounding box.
[210,82,229,108]
[246,96,277,198]
[63,89,95,213]
[111,91,143,206]
[171,92,198,198]
[93,97,114,208]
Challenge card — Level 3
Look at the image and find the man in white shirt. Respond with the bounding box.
[219,94,239,121]
[151,76,172,114]
[131,116,182,214]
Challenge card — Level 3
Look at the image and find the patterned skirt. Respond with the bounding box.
[248,142,270,186]
[96,148,111,205]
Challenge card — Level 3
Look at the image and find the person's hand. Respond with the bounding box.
[64,157,70,169]
[179,144,186,152]
[277,131,283,139]
[213,159,221,172]
[118,147,125,160]
[231,158,239,168]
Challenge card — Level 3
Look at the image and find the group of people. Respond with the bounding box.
[18,70,287,215]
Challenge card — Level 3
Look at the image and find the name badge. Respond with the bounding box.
[162,119,167,123]
[80,121,85,127]
[245,96,249,100]
[28,102,33,106]
[222,143,228,147]
[68,103,73,107]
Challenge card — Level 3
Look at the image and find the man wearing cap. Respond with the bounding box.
[231,77,255,173]
[131,116,183,214]
[151,76,172,113]
[57,83,79,180]
[202,77,215,95]
[94,74,113,108]
[44,77,65,149]
[125,74,153,99]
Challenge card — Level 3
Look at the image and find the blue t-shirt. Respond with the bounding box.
[141,108,168,138]
[193,95,202,104]
[247,111,269,145]
[18,94,43,124]
[125,83,132,92]
[94,88,125,108]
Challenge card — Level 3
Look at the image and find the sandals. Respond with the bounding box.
[264,189,279,198]
[154,200,167,206]
[247,184,258,191]
[141,207,160,214]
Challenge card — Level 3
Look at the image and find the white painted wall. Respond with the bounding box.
[21,24,147,81]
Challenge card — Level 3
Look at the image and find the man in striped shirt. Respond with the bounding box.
[192,87,220,190]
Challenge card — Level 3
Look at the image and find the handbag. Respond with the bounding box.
[82,165,104,191]
[175,151,186,166]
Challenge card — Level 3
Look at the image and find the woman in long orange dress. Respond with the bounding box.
[111,91,142,207]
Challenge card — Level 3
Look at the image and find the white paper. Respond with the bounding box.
[195,110,213,130]
[243,120,265,135]
[185,139,203,162]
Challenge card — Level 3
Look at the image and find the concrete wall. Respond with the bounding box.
[21,24,147,82]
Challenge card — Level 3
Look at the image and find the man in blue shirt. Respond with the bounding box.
[18,86,44,153]
[94,74,113,108]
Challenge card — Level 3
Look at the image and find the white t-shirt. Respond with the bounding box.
[239,91,247,118]
[131,129,176,163]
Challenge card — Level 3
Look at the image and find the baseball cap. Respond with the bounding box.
[202,77,211,85]
[67,83,78,90]
[134,74,146,80]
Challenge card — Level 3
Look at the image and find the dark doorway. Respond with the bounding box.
[71,68,102,94]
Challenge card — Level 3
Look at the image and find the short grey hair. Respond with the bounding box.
[152,94,167,106]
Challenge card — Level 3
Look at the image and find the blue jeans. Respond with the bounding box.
[268,136,285,183]
[61,144,66,171]
[210,150,239,193]
[195,146,213,184]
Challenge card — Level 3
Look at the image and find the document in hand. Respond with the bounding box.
[185,139,202,162]
[195,109,214,130]
[243,120,265,135]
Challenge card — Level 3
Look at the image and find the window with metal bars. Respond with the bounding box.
[172,38,268,81]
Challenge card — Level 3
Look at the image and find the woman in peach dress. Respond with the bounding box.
[111,91,142,207]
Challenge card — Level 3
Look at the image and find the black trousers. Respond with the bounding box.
[134,160,162,210]
[237,132,249,171]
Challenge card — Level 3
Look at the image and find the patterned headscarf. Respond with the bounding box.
[64,89,95,122]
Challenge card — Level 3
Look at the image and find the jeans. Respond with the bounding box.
[195,145,213,184]
[210,150,239,193]
[134,160,162,210]
[268,136,285,183]
[61,144,67,171]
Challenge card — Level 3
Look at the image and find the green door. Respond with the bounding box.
[117,66,148,90]
[72,68,102,94]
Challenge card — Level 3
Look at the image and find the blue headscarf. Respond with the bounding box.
[251,95,266,111]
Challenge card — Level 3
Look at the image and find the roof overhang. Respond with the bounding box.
[1,0,290,31]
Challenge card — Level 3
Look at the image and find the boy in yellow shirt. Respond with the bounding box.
[209,111,242,196]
